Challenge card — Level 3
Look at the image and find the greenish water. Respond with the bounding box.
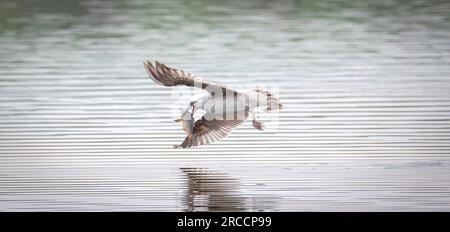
[1,0,450,211]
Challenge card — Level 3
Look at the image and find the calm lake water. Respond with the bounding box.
[1,0,450,211]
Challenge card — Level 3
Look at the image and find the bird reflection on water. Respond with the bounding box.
[180,168,274,212]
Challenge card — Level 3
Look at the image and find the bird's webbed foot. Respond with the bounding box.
[252,120,265,131]
[251,110,264,131]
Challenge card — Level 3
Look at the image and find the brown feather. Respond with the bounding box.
[143,60,236,95]
[177,111,249,148]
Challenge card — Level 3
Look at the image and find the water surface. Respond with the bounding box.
[1,0,450,211]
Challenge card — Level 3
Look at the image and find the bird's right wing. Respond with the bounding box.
[178,118,244,148]
[144,60,236,95]
[177,111,249,148]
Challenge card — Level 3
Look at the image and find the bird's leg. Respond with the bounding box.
[174,103,195,122]
[252,111,265,131]
[190,101,195,113]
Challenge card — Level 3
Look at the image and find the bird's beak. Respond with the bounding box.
[174,118,182,122]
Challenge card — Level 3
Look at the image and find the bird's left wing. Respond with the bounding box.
[144,60,236,95]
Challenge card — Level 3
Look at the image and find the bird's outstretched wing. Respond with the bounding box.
[178,119,244,148]
[177,112,249,148]
[144,60,235,95]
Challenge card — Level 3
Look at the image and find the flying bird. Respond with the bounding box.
[143,60,282,148]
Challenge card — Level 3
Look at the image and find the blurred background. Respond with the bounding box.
[0,0,450,211]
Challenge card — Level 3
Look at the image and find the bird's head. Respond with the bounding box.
[253,88,283,112]
[268,95,283,112]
